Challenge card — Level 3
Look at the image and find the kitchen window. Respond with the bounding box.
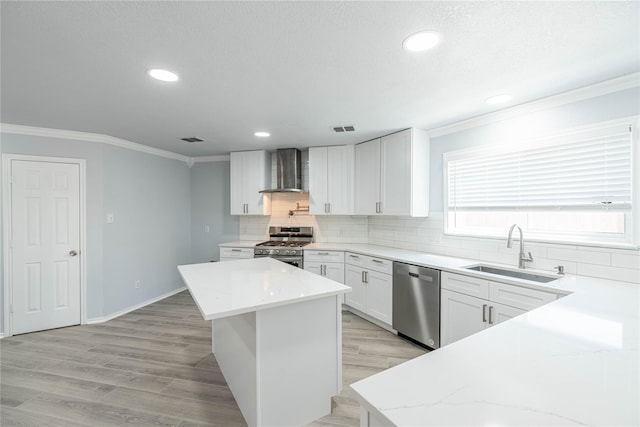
[444,118,638,247]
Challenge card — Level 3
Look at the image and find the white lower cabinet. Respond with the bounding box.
[220,247,254,262]
[440,272,557,346]
[304,251,345,281]
[344,253,393,326]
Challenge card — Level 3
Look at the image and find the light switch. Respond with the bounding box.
[107,213,114,224]
[204,225,210,233]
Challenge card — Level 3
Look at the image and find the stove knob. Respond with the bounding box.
[284,250,290,255]
[274,250,280,255]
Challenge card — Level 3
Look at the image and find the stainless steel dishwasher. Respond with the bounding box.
[392,262,441,349]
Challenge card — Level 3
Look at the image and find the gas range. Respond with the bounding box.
[254,227,313,266]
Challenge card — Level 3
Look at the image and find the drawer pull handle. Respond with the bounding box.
[231,249,242,252]
[372,259,384,264]
[318,252,330,255]
[350,255,360,259]
[408,272,419,278]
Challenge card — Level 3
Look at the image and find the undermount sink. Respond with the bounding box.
[463,264,558,283]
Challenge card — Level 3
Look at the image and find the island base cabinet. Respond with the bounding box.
[212,295,342,427]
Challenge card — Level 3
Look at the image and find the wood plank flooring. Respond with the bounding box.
[1,291,426,426]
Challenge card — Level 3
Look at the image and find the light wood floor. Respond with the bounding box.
[0,291,426,427]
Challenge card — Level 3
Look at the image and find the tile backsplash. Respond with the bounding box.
[239,201,640,284]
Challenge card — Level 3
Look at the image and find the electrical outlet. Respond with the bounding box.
[135,280,141,289]
[107,213,114,224]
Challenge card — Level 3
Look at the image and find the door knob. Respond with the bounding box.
[69,250,78,256]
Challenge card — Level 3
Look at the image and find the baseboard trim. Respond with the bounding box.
[86,286,187,324]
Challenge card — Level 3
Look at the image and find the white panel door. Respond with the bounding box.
[229,151,245,215]
[440,289,487,346]
[11,160,81,335]
[380,130,412,215]
[324,263,345,284]
[345,266,366,312]
[354,139,381,215]
[308,147,328,215]
[326,145,354,215]
[365,270,392,325]
[244,150,268,215]
[490,303,526,326]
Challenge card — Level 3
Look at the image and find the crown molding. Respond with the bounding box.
[0,124,192,163]
[192,155,231,163]
[428,72,640,138]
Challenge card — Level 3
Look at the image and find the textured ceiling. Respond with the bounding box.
[1,1,639,156]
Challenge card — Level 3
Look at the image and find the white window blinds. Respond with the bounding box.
[447,122,634,210]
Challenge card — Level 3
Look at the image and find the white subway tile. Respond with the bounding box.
[547,247,611,266]
[611,253,640,269]
[577,263,640,284]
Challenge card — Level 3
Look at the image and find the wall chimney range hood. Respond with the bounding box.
[259,148,306,193]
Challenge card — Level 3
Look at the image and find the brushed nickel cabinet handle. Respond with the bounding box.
[482,304,487,322]
[488,306,494,324]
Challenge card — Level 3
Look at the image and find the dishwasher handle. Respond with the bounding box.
[405,271,433,281]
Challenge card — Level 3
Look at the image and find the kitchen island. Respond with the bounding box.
[178,257,350,427]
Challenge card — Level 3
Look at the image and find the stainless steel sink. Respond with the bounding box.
[463,265,558,283]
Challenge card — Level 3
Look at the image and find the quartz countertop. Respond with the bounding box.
[218,240,639,425]
[177,257,350,321]
[303,243,639,426]
[218,240,264,248]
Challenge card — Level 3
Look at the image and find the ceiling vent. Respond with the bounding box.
[330,125,356,133]
[180,137,204,143]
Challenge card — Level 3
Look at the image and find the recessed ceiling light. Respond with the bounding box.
[402,31,441,52]
[254,131,270,137]
[147,68,179,82]
[485,94,512,105]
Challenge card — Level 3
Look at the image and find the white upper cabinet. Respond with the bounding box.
[309,145,354,215]
[354,128,430,217]
[230,150,271,215]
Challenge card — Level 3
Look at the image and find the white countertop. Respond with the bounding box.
[303,243,639,426]
[219,240,264,248]
[177,257,351,320]
[218,241,639,425]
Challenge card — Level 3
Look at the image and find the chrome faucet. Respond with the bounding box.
[507,224,533,269]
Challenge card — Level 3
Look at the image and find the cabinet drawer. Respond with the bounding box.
[346,252,367,268]
[441,272,490,299]
[220,247,254,259]
[489,282,557,311]
[364,256,393,275]
[304,250,344,263]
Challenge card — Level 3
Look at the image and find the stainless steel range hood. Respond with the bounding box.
[259,148,306,193]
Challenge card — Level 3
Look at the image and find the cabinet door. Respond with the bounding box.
[244,150,270,215]
[326,145,354,215]
[489,303,526,326]
[380,130,412,216]
[324,263,345,284]
[354,139,381,215]
[229,152,245,215]
[366,270,392,325]
[345,265,367,312]
[308,147,328,215]
[304,261,323,276]
[441,289,487,346]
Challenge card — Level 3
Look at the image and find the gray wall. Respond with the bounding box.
[102,145,191,315]
[429,87,640,212]
[190,161,239,263]
[0,133,192,333]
